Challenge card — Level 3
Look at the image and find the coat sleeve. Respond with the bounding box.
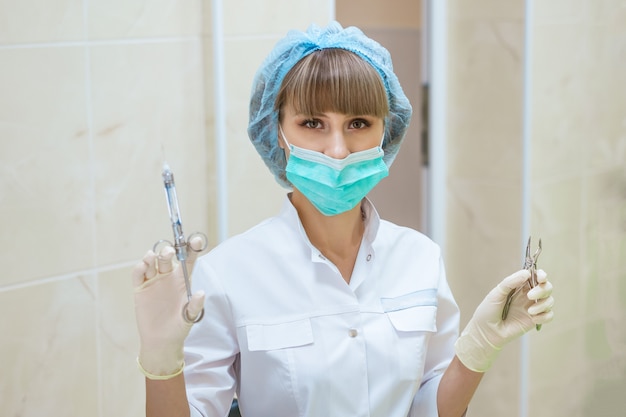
[184,257,239,417]
[409,256,460,416]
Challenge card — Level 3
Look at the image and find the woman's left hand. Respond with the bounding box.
[454,269,554,372]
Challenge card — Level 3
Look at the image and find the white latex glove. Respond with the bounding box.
[132,238,205,379]
[455,269,554,372]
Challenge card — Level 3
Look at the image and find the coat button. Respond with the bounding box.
[348,329,358,337]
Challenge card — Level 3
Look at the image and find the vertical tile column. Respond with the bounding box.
[88,2,208,416]
[445,1,526,415]
[0,1,208,416]
[529,1,626,416]
[0,2,99,416]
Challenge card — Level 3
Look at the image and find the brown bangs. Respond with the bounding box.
[275,48,389,119]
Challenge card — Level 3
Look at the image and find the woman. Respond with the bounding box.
[133,22,554,417]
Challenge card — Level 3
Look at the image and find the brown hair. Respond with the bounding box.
[275,48,389,120]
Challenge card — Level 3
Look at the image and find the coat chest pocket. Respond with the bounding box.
[240,319,315,414]
[380,290,439,382]
[381,288,438,332]
[386,305,437,333]
[246,318,314,351]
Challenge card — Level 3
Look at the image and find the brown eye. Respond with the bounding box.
[350,119,370,129]
[302,119,322,129]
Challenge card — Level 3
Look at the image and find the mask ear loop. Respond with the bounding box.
[278,125,292,150]
[379,123,386,150]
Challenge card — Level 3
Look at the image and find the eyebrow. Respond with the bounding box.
[294,111,373,118]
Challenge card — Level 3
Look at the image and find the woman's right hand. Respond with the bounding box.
[132,238,205,379]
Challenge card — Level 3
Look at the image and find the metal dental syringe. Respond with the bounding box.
[154,163,207,323]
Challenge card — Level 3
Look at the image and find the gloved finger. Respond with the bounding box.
[185,235,205,271]
[531,309,554,325]
[535,269,547,284]
[157,245,176,274]
[189,235,205,252]
[496,270,531,295]
[528,279,553,301]
[131,251,157,287]
[528,295,555,315]
[132,261,147,288]
[186,290,206,322]
[144,251,157,279]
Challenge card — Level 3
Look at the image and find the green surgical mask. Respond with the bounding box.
[281,127,388,216]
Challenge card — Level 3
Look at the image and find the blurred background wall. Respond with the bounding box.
[445,1,626,416]
[0,1,332,415]
[1,1,624,416]
[444,2,527,414]
[527,2,626,416]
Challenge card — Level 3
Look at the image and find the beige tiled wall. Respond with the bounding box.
[6,1,623,415]
[446,1,626,416]
[528,1,626,416]
[445,2,526,415]
[0,1,333,416]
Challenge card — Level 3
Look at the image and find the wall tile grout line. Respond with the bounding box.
[222,33,283,42]
[0,260,138,293]
[0,35,200,50]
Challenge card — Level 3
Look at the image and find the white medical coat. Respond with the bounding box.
[185,196,460,417]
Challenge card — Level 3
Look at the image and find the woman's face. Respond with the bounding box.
[279,103,385,159]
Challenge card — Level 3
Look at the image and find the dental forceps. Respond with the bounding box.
[502,236,543,331]
[154,163,208,324]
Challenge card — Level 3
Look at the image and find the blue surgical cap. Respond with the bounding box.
[247,21,413,188]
